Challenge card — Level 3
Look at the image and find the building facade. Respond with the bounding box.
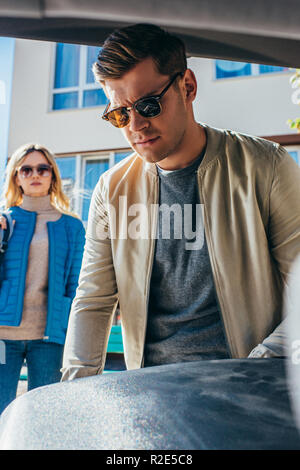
[0,37,15,194]
[2,38,300,221]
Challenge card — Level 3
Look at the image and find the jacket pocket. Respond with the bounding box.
[0,279,10,312]
[61,295,72,330]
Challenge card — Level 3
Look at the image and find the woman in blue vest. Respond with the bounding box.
[0,143,85,414]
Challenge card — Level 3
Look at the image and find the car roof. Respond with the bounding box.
[0,0,300,67]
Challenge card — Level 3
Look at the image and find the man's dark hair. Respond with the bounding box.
[93,23,187,82]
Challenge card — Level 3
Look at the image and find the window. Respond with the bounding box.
[51,43,108,110]
[55,150,131,223]
[114,151,131,164]
[55,156,77,208]
[81,158,110,221]
[215,60,290,80]
[286,147,300,165]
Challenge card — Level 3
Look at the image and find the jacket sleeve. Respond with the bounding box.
[61,181,119,380]
[249,146,300,358]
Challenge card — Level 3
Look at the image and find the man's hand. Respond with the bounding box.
[248,343,279,358]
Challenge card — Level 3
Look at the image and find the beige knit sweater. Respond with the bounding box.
[0,195,61,340]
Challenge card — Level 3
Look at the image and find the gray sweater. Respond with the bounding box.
[144,153,230,366]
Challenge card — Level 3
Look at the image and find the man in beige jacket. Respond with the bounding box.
[61,24,300,381]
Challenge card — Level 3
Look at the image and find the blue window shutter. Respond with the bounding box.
[259,64,286,74]
[54,43,80,88]
[86,46,100,84]
[288,151,299,165]
[83,89,108,107]
[215,60,251,79]
[53,92,78,110]
[114,152,130,164]
[55,157,76,181]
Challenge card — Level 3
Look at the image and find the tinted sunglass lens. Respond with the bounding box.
[136,98,161,117]
[19,166,33,178]
[19,165,51,178]
[37,165,51,176]
[108,108,130,128]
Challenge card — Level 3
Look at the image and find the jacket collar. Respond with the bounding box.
[140,123,225,177]
[198,123,225,173]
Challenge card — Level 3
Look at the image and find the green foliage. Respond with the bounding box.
[288,69,300,132]
[287,118,300,131]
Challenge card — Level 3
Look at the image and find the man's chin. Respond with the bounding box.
[134,148,163,164]
[133,144,170,165]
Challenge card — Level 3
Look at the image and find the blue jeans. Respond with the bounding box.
[0,339,64,415]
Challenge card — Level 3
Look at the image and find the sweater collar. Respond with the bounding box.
[20,194,54,213]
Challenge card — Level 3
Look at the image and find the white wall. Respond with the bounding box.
[8,39,128,157]
[188,57,297,137]
[0,37,15,194]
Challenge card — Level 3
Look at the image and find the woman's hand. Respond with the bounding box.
[0,216,15,231]
[0,215,7,230]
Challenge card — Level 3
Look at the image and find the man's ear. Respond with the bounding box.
[182,69,197,103]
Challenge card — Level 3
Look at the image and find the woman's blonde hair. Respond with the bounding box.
[2,143,78,217]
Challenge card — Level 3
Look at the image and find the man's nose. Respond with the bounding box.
[128,108,149,132]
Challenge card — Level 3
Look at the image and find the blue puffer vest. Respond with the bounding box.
[0,206,85,345]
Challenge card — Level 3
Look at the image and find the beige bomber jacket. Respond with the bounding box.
[61,124,300,380]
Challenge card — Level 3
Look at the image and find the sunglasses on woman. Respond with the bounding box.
[102,72,184,128]
[17,164,53,179]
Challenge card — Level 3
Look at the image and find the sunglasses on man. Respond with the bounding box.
[102,71,184,128]
[17,164,53,179]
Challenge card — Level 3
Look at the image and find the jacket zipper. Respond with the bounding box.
[140,175,159,367]
[196,170,234,358]
[43,222,52,340]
